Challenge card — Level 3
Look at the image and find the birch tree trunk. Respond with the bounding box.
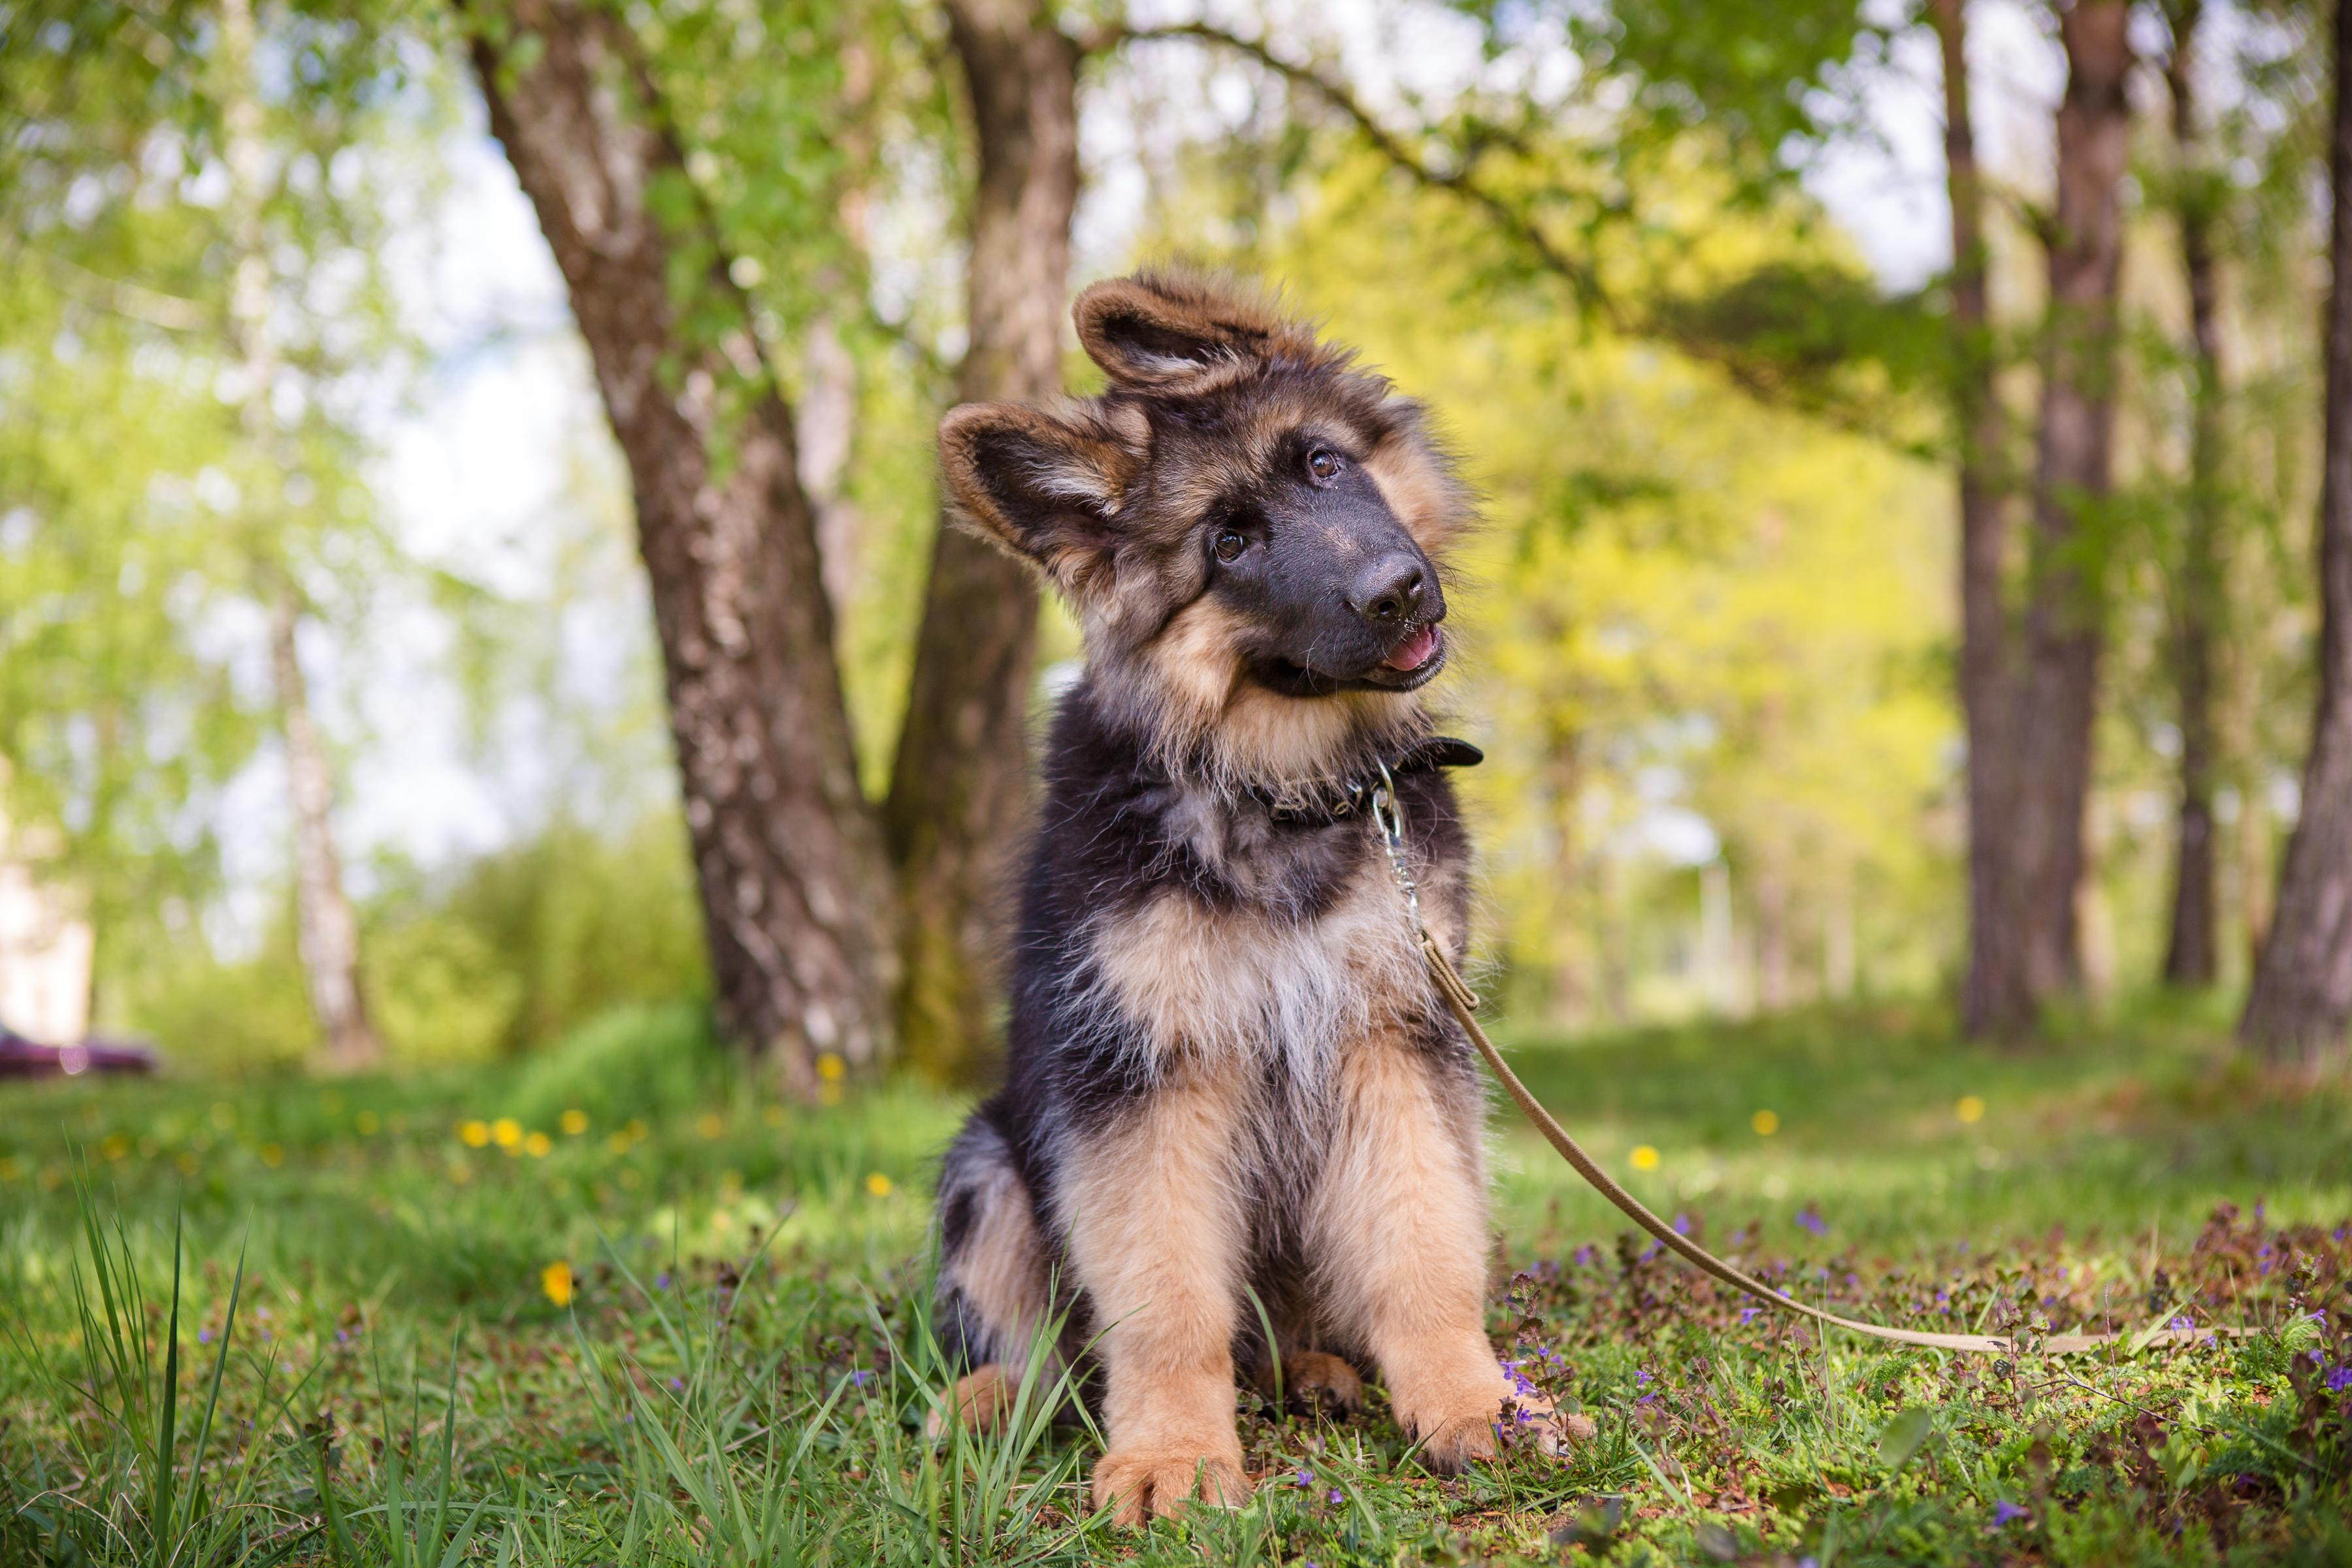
[464,0,896,1096]
[221,0,380,1073]
[2240,0,2352,1064]
[881,0,1078,1081]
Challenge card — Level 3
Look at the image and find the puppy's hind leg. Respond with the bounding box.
[930,1113,1054,1437]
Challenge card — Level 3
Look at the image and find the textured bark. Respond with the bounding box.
[2004,0,2132,1022]
[223,0,378,1073]
[1953,0,2132,1037]
[2240,0,2352,1064]
[2163,0,2223,988]
[881,0,1076,1081]
[465,1,894,1095]
[1936,0,2026,1036]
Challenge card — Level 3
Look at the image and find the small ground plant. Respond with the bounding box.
[2,998,2348,1564]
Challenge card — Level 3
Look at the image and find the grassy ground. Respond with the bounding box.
[3,996,2350,1566]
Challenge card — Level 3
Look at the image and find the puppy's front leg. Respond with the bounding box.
[1310,1034,1590,1471]
[1062,1073,1252,1524]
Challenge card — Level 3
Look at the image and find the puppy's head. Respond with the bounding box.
[939,270,1472,781]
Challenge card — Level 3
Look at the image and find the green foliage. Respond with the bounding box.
[504,1000,724,1131]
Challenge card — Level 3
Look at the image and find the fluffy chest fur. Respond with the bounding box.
[996,683,1473,1155]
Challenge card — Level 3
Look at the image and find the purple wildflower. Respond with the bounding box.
[1739,1307,1762,1326]
[2325,1365,2352,1394]
[1294,1469,1313,1488]
[1327,1488,1344,1506]
[654,1273,670,1290]
[1796,1207,1829,1237]
[198,1330,210,1344]
[1672,1213,1691,1236]
[1993,1501,2029,1526]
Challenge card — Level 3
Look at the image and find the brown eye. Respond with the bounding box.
[1213,527,1249,563]
[1307,448,1343,482]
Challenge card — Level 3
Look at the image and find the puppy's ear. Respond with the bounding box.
[938,402,1130,591]
[1075,272,1292,391]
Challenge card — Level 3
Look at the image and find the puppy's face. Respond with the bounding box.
[937,270,1470,752]
[1177,414,1448,694]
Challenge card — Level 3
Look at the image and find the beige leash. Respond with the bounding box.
[1368,763,2246,1359]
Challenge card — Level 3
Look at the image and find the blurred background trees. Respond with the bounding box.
[3,0,2349,1082]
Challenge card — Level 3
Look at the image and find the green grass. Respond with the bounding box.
[3,996,2349,1565]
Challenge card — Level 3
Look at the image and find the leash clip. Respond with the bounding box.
[1369,758,1423,940]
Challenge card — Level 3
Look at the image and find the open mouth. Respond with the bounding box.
[1364,623,1446,690]
[1385,624,1443,674]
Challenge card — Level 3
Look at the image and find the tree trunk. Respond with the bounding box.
[463,0,895,1096]
[2162,0,2225,987]
[881,0,1077,1082]
[1936,0,2029,1036]
[2008,0,2132,1013]
[2240,0,2352,1064]
[221,0,380,1073]
[268,594,381,1072]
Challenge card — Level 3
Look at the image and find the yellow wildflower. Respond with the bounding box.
[259,1144,285,1169]
[0,1155,22,1183]
[355,1111,380,1135]
[817,1052,846,1083]
[865,1171,894,1198]
[606,1130,633,1154]
[625,1119,648,1141]
[491,1117,522,1149]
[523,1131,553,1158]
[819,1083,844,1107]
[761,1105,787,1128]
[1629,1145,1661,1171]
[1955,1095,1986,1125]
[1751,1110,1780,1136]
[100,1133,131,1162]
[459,1120,491,1148]
[541,1261,574,1307]
[559,1109,589,1136]
[694,1113,725,1140]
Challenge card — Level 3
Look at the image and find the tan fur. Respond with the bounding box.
[1122,597,1423,789]
[1083,860,1462,1083]
[1304,1028,1539,1471]
[1256,1348,1364,1413]
[1075,271,1330,393]
[1058,1065,1255,1523]
[1363,428,1471,553]
[955,1158,1052,1356]
[928,1364,1017,1437]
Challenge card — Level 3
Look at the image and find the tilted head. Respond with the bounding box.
[938,270,1471,789]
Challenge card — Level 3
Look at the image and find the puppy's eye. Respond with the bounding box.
[1213,527,1249,563]
[1307,448,1343,482]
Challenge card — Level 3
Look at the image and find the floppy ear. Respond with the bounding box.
[1075,272,1291,391]
[938,401,1129,591]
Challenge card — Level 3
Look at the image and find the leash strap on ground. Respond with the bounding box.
[1367,764,2244,1359]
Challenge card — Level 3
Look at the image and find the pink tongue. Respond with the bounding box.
[1386,625,1439,671]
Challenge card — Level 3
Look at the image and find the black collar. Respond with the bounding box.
[1245,736,1484,826]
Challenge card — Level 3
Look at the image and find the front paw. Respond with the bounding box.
[1401,1369,1593,1473]
[1092,1446,1252,1525]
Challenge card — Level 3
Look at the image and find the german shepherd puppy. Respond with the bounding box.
[930,271,1583,1524]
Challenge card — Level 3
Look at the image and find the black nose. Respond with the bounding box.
[1348,554,1427,625]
